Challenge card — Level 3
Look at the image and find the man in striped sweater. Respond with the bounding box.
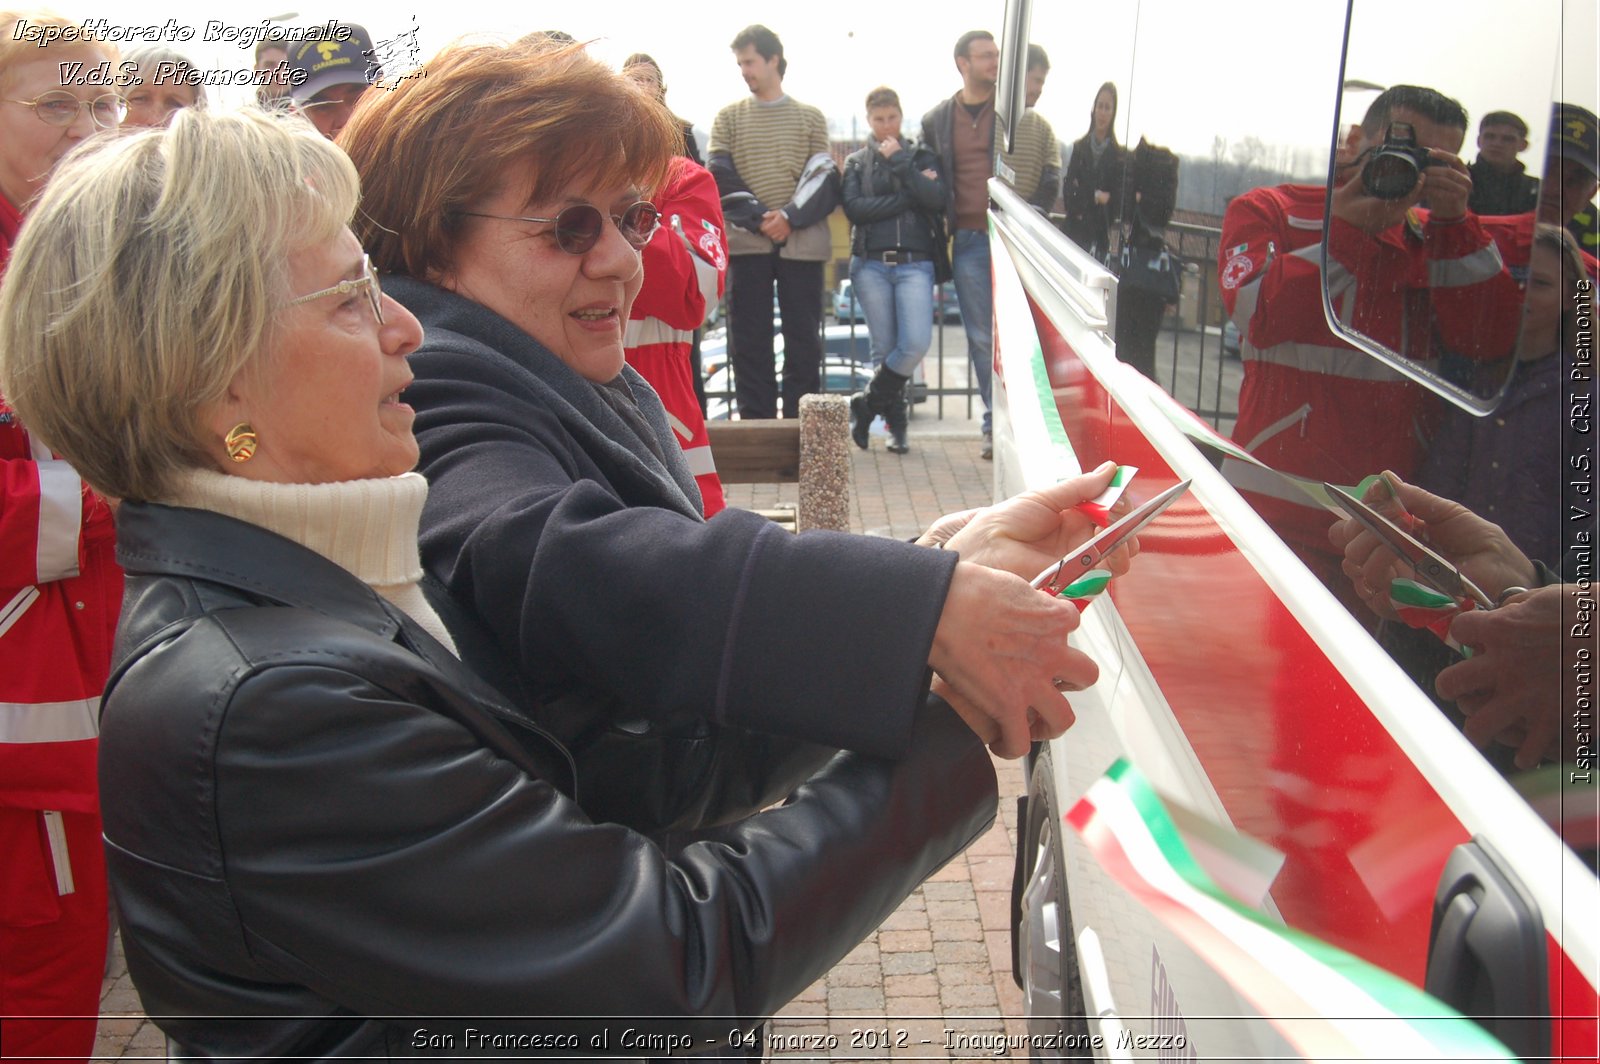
[709,24,839,420]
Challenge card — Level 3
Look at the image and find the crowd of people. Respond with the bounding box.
[0,12,1136,1060]
[2,8,1595,1059]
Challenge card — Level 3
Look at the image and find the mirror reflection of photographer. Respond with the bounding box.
[1216,85,1520,600]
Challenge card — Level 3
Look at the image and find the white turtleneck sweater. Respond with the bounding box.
[163,467,458,656]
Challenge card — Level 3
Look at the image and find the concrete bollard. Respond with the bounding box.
[797,393,851,533]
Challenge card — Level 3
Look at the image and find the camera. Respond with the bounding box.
[1361,121,1434,200]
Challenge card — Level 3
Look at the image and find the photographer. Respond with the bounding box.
[842,86,946,454]
[1216,84,1520,600]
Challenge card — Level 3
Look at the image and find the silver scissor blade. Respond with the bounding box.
[1032,479,1191,592]
[1324,482,1494,609]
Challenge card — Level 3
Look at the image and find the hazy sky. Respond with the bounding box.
[44,1,1599,170]
[76,1,1013,136]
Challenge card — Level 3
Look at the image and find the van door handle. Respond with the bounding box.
[1425,837,1548,1060]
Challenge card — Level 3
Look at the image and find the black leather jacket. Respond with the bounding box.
[101,501,998,1060]
[841,139,945,257]
[1060,133,1125,259]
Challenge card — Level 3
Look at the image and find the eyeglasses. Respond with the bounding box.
[5,90,126,129]
[457,201,662,255]
[287,254,385,324]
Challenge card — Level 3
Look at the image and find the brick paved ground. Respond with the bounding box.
[91,407,1021,1062]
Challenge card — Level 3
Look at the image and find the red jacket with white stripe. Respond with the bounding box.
[1217,183,1519,554]
[625,157,728,517]
[0,407,121,817]
[1480,211,1600,282]
[1,201,123,819]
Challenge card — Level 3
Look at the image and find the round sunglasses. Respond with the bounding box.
[457,201,661,255]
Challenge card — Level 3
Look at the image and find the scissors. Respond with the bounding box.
[1031,479,1191,596]
[1324,482,1497,611]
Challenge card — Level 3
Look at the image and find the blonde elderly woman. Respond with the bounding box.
[0,10,123,1061]
[0,107,1001,1057]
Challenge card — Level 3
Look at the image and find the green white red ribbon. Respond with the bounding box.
[1057,465,1136,608]
[1057,568,1113,609]
[1076,465,1136,528]
[989,224,1079,478]
[1354,475,1476,657]
[1066,760,1518,1061]
[1388,578,1473,655]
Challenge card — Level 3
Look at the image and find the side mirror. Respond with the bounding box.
[1320,0,1580,413]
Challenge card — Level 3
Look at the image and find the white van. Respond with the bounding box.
[992,0,1598,1059]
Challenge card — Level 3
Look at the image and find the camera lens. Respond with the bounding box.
[1362,152,1420,200]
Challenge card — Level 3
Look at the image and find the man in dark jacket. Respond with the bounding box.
[1466,111,1540,216]
[920,32,1058,461]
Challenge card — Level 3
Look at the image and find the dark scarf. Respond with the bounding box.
[383,274,704,520]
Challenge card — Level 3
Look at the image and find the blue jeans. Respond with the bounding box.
[848,257,934,377]
[951,228,993,432]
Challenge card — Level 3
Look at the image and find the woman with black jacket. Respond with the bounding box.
[841,86,946,454]
[1060,82,1124,262]
[0,104,1006,1060]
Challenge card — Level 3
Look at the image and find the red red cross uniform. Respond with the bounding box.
[625,156,729,518]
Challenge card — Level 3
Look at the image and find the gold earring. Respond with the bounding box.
[224,423,258,463]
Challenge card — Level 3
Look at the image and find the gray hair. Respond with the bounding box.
[0,107,359,500]
[120,44,210,110]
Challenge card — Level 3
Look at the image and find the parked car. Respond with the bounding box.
[702,323,930,408]
[832,279,864,323]
[704,354,873,421]
[936,281,961,323]
[698,327,729,382]
[1222,318,1241,358]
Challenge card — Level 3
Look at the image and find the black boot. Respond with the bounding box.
[850,365,909,450]
[849,392,872,449]
[884,384,910,454]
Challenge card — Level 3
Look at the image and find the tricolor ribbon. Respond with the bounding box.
[1066,760,1518,1061]
[1388,578,1472,655]
[1076,465,1137,528]
[1352,475,1476,656]
[1057,568,1113,609]
[1352,473,1427,538]
[1051,465,1137,609]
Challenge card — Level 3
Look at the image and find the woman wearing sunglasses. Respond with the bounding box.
[344,38,1125,837]
[0,106,1001,1055]
[0,11,124,1062]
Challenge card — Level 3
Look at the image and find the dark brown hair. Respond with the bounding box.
[953,30,994,60]
[864,86,900,113]
[1087,81,1118,143]
[730,25,785,78]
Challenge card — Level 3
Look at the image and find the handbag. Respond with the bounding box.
[1115,207,1180,304]
[1116,241,1180,303]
